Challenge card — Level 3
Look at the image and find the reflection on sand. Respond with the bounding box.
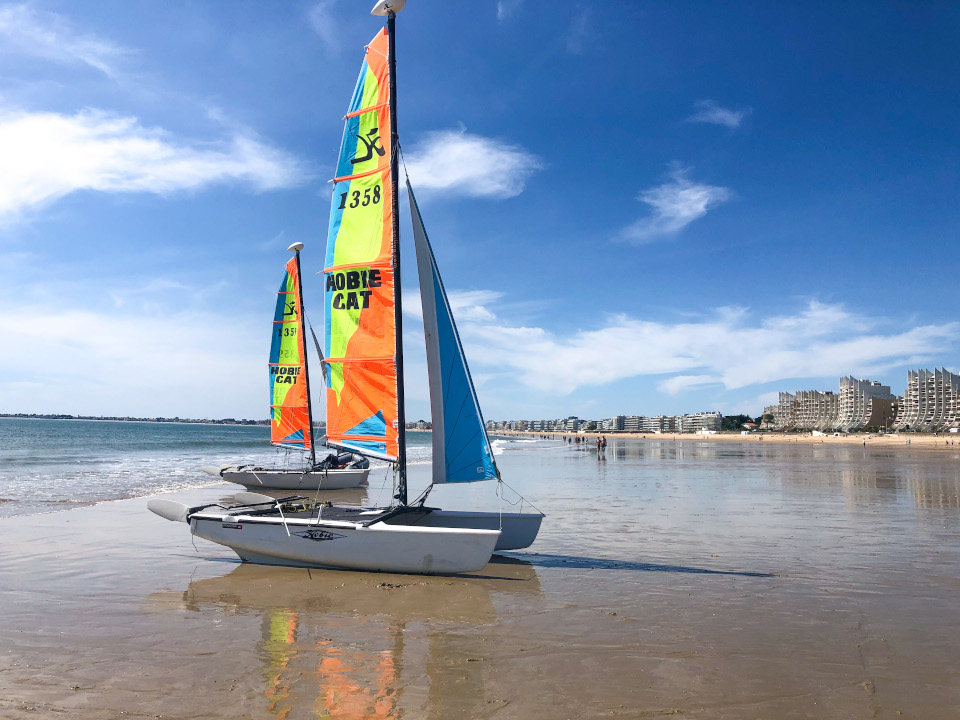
[145,557,540,718]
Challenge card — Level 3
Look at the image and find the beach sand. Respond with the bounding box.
[2,465,959,718]
[515,429,960,451]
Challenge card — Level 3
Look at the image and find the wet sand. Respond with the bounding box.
[2,441,960,718]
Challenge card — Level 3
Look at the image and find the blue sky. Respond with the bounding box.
[1,1,958,422]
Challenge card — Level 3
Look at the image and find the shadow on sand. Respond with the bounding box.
[497,552,774,578]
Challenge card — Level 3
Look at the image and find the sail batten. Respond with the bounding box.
[323,28,399,461]
[408,181,498,485]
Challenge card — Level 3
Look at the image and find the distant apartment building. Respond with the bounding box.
[602,415,626,431]
[837,376,896,431]
[893,368,960,432]
[677,411,722,433]
[794,390,840,431]
[761,392,798,430]
[624,416,641,432]
[636,415,676,433]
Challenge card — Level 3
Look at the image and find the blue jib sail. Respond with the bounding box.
[408,181,498,484]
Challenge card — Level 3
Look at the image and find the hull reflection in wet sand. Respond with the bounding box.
[145,558,541,718]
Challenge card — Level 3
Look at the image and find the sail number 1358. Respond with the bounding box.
[338,184,381,210]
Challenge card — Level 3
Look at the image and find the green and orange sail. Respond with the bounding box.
[269,256,313,452]
[323,28,398,460]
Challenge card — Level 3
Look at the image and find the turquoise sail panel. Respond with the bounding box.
[408,182,498,485]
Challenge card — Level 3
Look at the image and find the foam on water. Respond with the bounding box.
[0,419,442,518]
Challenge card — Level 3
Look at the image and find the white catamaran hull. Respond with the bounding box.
[189,511,498,574]
[382,509,543,551]
[215,466,370,491]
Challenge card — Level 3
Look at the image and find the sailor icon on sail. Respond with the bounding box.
[283,300,297,317]
[350,127,385,164]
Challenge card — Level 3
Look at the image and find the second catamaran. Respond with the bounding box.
[206,242,371,491]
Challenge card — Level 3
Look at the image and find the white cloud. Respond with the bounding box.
[447,290,502,322]
[687,100,752,129]
[0,4,128,78]
[658,374,720,394]
[404,128,541,199]
[621,165,731,243]
[496,0,523,22]
[566,8,591,54]
[0,302,263,418]
[443,298,959,398]
[307,1,339,53]
[0,108,310,219]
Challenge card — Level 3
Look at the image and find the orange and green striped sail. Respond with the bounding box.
[269,257,312,451]
[323,28,398,460]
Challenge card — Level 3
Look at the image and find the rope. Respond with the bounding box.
[372,465,392,508]
[496,478,546,516]
[497,480,503,531]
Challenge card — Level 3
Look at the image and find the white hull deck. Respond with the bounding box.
[207,466,370,491]
[381,509,543,551]
[189,509,498,574]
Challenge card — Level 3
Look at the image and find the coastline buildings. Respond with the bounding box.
[485,367,960,435]
[486,412,720,434]
[893,368,960,432]
[762,369,955,432]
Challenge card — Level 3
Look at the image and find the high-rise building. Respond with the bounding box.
[837,377,896,431]
[893,368,960,432]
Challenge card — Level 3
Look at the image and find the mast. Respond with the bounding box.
[387,7,407,505]
[291,242,316,467]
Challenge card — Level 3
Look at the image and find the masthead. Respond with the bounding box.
[371,0,405,16]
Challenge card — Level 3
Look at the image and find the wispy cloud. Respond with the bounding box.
[566,8,591,54]
[0,301,263,417]
[496,0,523,22]
[434,296,959,398]
[687,100,752,129]
[621,165,731,243]
[0,108,311,220]
[404,128,541,199]
[307,0,339,54]
[0,4,129,78]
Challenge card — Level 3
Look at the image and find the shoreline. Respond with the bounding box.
[494,428,960,450]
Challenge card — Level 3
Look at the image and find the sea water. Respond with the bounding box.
[0,418,432,519]
[4,416,959,571]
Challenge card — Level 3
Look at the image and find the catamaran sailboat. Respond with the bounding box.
[204,243,371,491]
[149,0,543,574]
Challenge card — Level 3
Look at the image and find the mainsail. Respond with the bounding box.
[323,28,399,461]
[269,257,312,451]
[408,182,498,484]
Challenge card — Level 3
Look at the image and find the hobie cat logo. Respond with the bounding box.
[294,529,345,542]
[351,127,385,164]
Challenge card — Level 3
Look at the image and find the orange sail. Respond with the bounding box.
[269,256,312,451]
[322,28,398,460]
